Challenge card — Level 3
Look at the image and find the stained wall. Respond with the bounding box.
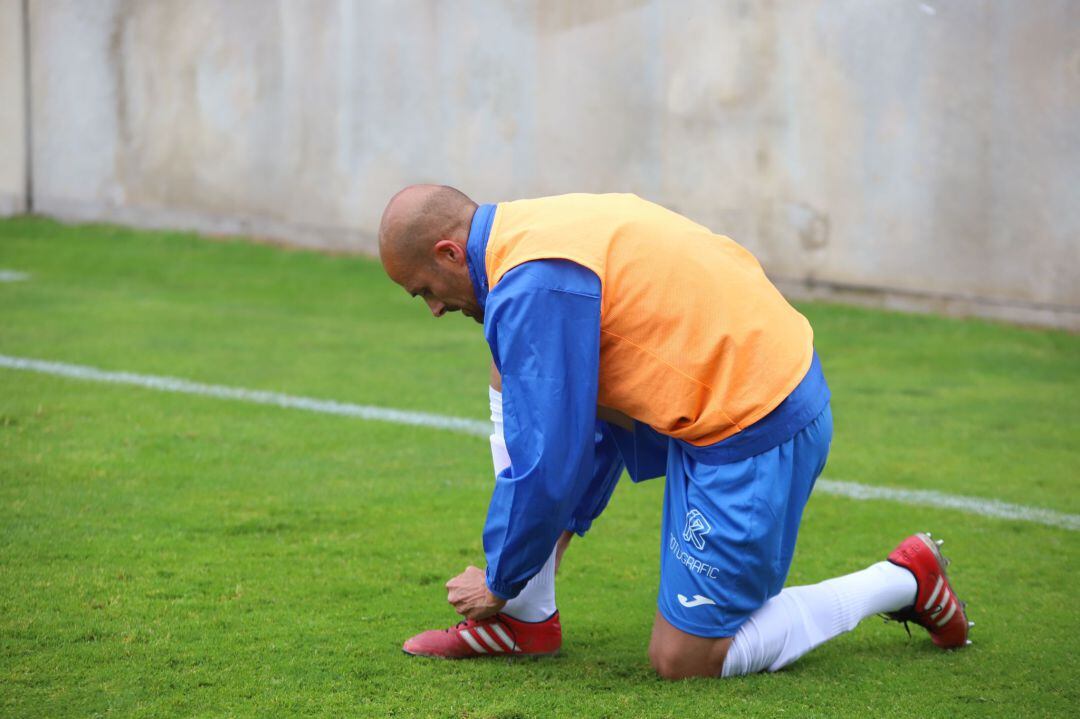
[11,1,1080,327]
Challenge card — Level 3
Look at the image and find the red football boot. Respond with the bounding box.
[886,532,972,649]
[402,611,562,659]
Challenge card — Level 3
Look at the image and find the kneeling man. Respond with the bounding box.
[377,186,970,679]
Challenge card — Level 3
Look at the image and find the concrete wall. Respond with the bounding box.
[0,0,27,215]
[13,0,1080,328]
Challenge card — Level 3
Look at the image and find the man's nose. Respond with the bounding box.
[426,298,446,317]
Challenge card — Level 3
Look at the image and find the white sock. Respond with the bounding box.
[502,543,558,622]
[721,561,916,677]
[488,387,558,622]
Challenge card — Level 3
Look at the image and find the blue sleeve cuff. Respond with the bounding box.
[486,574,520,601]
[565,517,594,537]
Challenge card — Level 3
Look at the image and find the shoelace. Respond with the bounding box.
[447,618,478,633]
[446,615,521,650]
[880,596,953,637]
[880,614,914,639]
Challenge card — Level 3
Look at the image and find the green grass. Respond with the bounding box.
[1,217,1078,717]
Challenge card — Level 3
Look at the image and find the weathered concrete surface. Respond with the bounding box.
[0,0,27,215]
[22,0,1080,328]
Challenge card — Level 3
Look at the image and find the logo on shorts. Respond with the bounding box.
[678,594,717,608]
[682,509,712,551]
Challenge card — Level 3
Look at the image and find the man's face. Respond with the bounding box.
[400,264,484,323]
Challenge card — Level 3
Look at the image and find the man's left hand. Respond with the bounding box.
[446,565,506,619]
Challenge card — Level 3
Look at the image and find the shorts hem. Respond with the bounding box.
[657,600,742,639]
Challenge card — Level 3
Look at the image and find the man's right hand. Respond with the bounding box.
[446,565,506,620]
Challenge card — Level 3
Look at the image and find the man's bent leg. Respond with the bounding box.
[650,555,949,679]
[651,405,829,679]
[650,406,935,679]
[652,545,974,679]
[720,561,916,676]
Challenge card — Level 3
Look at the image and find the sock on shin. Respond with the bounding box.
[721,561,917,677]
[488,387,559,623]
[502,545,558,622]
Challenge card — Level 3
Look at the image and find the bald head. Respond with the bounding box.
[378,184,477,274]
[377,184,484,322]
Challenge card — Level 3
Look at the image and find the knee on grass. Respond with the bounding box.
[648,637,730,681]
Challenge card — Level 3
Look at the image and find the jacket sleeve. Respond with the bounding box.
[481,259,602,600]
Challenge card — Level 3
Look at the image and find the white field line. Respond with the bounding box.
[815,480,1079,532]
[0,269,29,282]
[0,354,490,437]
[2,353,1077,532]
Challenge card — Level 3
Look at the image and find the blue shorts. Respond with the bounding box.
[657,404,833,637]
[568,353,832,637]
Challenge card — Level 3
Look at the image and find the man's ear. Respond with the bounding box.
[433,239,466,267]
